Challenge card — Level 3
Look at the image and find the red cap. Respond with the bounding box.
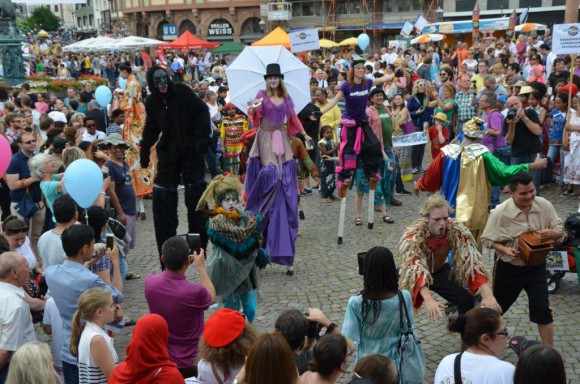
[203,309,245,348]
[560,83,579,96]
[224,102,237,111]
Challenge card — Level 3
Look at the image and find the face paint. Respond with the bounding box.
[153,69,169,93]
[221,195,238,212]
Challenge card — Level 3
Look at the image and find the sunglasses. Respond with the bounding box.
[440,72,448,76]
[22,140,36,144]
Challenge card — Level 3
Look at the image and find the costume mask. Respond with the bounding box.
[221,195,238,212]
[153,69,169,93]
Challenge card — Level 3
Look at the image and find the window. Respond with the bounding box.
[519,0,541,7]
[89,14,94,27]
[383,0,421,13]
[83,15,87,26]
[291,0,323,17]
[488,0,509,10]
[54,5,58,11]
[77,17,82,27]
[455,0,473,11]
[552,0,565,4]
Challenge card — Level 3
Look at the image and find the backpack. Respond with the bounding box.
[407,71,420,92]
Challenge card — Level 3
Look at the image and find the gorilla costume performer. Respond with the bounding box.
[140,65,211,269]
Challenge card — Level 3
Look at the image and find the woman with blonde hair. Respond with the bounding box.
[196,309,256,383]
[5,342,60,384]
[62,146,87,169]
[70,287,119,384]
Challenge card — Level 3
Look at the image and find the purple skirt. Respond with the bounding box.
[245,157,298,266]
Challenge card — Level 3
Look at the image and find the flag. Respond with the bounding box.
[472,1,480,44]
[413,15,428,35]
[519,7,529,24]
[506,9,517,37]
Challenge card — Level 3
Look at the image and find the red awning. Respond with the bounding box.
[159,30,219,49]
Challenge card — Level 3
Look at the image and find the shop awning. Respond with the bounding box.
[366,22,406,29]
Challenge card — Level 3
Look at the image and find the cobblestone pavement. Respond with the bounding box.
[37,177,580,383]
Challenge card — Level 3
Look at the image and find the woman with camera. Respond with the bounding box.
[342,246,412,369]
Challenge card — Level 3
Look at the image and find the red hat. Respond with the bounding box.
[560,83,579,96]
[203,309,245,348]
[224,102,237,111]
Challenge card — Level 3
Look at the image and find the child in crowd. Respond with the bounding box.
[70,288,119,384]
[106,109,125,136]
[318,125,338,201]
[219,103,248,175]
[427,112,450,159]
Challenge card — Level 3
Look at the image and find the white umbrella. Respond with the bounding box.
[515,23,547,32]
[105,36,164,50]
[225,46,310,113]
[410,34,446,44]
[63,37,95,52]
[78,36,118,51]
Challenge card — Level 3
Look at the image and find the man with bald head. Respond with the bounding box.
[0,252,36,382]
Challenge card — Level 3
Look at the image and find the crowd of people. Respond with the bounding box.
[0,25,578,384]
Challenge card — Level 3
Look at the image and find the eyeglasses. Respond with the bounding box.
[489,328,509,337]
[22,140,36,144]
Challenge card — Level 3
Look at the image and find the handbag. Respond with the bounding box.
[397,290,425,384]
[15,187,39,219]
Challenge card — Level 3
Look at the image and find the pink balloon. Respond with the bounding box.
[0,135,11,178]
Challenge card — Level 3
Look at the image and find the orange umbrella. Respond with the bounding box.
[251,27,290,49]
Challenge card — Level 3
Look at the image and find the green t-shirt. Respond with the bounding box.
[377,106,393,150]
[435,98,458,125]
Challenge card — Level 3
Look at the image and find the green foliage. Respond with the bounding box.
[16,18,34,34]
[29,7,61,32]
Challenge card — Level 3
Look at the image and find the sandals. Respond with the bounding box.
[382,215,395,224]
[355,217,363,226]
[562,188,575,197]
[125,273,141,280]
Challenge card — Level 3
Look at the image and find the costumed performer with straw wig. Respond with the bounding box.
[197,174,268,322]
[245,63,310,276]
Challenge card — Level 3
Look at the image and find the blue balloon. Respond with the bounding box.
[63,159,103,208]
[95,85,112,107]
[358,33,370,51]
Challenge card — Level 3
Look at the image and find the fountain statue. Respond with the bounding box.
[0,0,25,85]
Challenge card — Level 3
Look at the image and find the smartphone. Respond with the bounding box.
[187,233,201,254]
[106,234,114,250]
[547,87,553,96]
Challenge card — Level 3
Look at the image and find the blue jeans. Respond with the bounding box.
[547,145,564,185]
[62,361,79,384]
[119,256,128,283]
[511,153,542,196]
[222,289,257,322]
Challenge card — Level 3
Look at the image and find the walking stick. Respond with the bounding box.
[367,189,375,229]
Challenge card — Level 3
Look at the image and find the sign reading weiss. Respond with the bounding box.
[552,23,580,55]
[209,20,233,36]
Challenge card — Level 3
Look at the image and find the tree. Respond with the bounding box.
[29,7,60,32]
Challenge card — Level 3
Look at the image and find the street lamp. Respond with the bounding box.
[435,6,444,23]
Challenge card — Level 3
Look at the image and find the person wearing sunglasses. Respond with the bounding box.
[434,308,515,384]
[81,114,106,143]
[5,131,45,263]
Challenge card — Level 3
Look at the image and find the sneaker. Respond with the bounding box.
[299,211,305,220]
[396,189,412,196]
[390,198,403,206]
[140,212,146,220]
[303,188,313,195]
[411,168,420,174]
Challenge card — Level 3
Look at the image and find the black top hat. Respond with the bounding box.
[264,63,284,80]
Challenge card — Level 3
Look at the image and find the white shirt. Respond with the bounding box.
[42,298,64,368]
[78,322,118,384]
[82,130,106,142]
[0,282,36,352]
[385,52,398,65]
[15,237,36,269]
[545,51,557,77]
[434,351,515,384]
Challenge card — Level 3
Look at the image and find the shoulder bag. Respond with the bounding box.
[397,290,426,384]
[15,187,39,219]
[454,352,464,384]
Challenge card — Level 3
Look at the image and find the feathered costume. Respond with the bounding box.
[397,219,489,310]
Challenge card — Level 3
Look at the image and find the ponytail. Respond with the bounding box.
[70,310,83,357]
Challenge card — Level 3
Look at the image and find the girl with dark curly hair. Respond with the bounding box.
[341,246,412,369]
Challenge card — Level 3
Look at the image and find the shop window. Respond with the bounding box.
[487,0,509,10]
[552,0,565,4]
[519,0,542,7]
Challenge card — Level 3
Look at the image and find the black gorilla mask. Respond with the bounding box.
[153,69,169,93]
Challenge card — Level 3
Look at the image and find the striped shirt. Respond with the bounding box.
[78,322,118,384]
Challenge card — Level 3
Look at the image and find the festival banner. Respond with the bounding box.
[519,7,530,24]
[506,9,517,38]
[413,15,428,35]
[472,1,480,44]
[400,21,414,37]
[552,24,580,55]
[392,132,428,148]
